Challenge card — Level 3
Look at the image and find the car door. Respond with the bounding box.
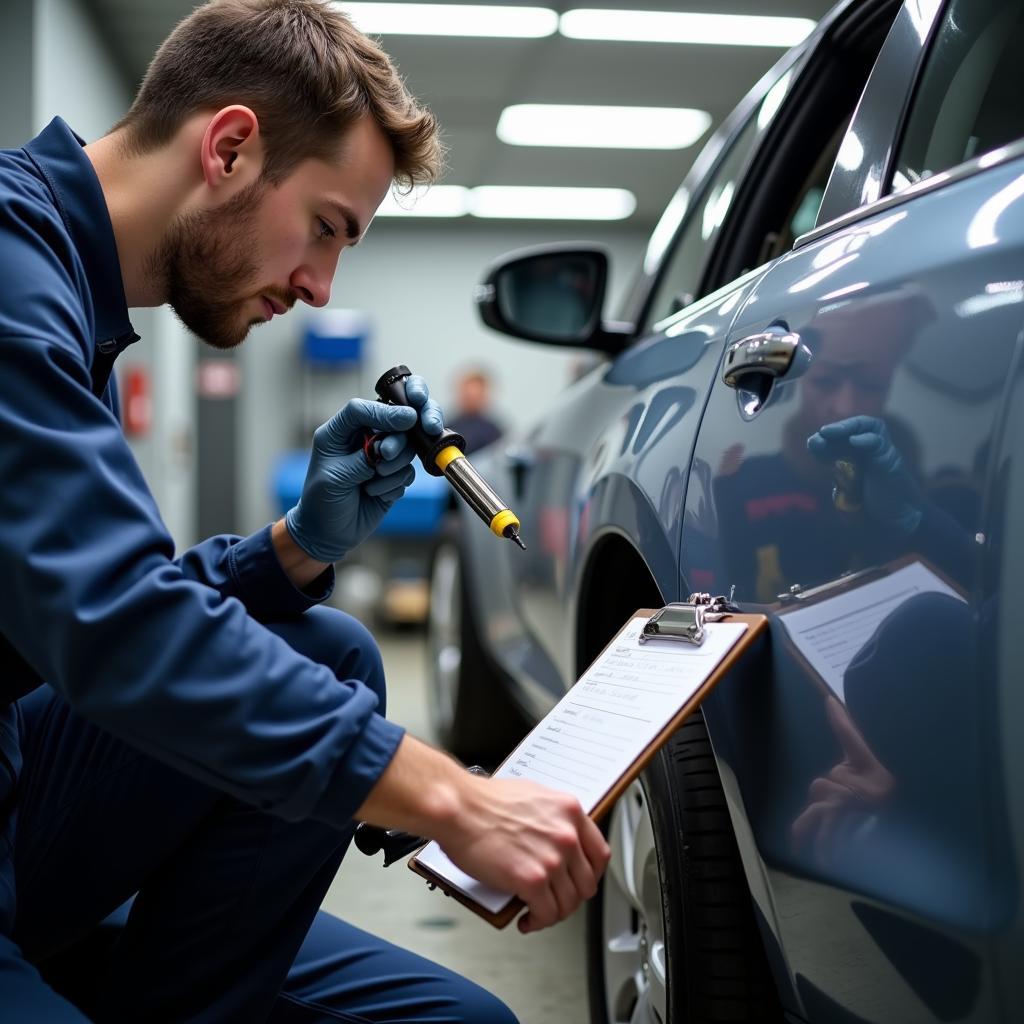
[680,1,1024,1020]
[487,0,906,715]
[469,50,807,716]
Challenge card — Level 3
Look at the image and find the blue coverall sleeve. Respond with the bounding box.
[174,529,334,623]
[0,222,404,828]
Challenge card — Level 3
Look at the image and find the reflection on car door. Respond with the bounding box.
[680,1,1024,1015]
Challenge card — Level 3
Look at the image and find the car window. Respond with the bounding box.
[890,0,1024,193]
[643,109,762,330]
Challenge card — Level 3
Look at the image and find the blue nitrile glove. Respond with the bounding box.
[403,373,445,436]
[807,416,923,535]
[285,379,444,563]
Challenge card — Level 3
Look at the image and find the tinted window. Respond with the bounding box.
[643,114,761,330]
[891,0,1024,192]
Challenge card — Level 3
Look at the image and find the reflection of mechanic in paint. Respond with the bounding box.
[714,290,930,603]
[787,421,1007,919]
[790,589,1001,932]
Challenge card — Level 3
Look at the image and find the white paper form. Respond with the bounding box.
[777,560,963,703]
[414,617,749,915]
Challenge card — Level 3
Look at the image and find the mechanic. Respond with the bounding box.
[0,1,610,1020]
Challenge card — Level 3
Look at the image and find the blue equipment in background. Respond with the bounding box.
[302,309,369,368]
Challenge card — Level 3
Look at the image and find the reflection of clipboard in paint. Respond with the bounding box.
[408,603,768,929]
[773,558,966,704]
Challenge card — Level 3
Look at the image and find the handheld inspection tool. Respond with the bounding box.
[370,365,526,550]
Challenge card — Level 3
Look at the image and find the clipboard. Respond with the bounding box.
[408,602,769,929]
[771,555,967,704]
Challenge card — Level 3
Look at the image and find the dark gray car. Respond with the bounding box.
[428,1,1024,1020]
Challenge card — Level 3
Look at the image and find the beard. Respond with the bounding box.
[150,180,283,350]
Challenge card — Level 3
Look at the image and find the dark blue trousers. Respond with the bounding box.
[0,606,516,1023]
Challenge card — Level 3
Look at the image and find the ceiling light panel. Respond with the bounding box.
[560,9,816,47]
[376,185,471,216]
[497,104,711,150]
[335,3,558,37]
[470,186,636,220]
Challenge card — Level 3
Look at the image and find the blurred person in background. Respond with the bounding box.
[446,367,504,453]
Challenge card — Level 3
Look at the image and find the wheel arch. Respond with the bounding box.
[575,532,665,679]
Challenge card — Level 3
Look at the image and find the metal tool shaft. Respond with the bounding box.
[443,458,507,525]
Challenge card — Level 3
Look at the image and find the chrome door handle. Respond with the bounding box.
[722,331,801,388]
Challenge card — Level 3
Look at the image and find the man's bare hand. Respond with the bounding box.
[356,735,610,933]
[436,776,611,934]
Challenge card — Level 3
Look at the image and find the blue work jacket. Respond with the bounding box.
[0,118,405,826]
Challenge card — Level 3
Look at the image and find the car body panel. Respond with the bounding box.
[456,0,903,721]
[681,147,1024,1023]
[460,267,770,719]
[452,0,1024,1019]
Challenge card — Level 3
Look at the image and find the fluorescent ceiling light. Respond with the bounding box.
[497,104,711,150]
[376,185,471,216]
[560,9,815,47]
[335,3,557,37]
[376,185,636,221]
[470,186,636,220]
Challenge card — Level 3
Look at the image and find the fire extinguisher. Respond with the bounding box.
[123,365,152,436]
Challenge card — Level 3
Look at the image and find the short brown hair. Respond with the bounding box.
[113,0,443,189]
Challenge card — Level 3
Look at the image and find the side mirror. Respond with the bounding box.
[475,244,631,354]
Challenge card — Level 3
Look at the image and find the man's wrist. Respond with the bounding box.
[356,733,485,842]
[272,517,332,589]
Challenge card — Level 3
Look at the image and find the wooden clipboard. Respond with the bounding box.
[408,606,769,929]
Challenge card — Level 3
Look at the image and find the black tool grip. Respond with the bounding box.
[353,822,426,867]
[374,365,466,477]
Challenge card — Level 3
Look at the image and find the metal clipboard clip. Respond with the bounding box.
[639,591,739,647]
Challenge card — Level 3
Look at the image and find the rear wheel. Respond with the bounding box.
[587,713,782,1024]
[426,532,527,767]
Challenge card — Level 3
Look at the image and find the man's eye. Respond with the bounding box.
[316,217,336,240]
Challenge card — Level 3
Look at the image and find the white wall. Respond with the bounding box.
[0,0,35,149]
[32,0,198,549]
[238,219,648,533]
[33,0,126,142]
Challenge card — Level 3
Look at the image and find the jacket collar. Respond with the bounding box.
[24,117,137,353]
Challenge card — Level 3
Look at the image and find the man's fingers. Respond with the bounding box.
[403,375,444,435]
[848,431,885,453]
[375,440,416,475]
[364,465,415,498]
[826,697,877,770]
[817,415,883,440]
[518,880,559,934]
[566,842,599,904]
[375,431,410,464]
[323,399,417,446]
[580,816,611,874]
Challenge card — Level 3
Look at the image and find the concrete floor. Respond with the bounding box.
[321,629,590,1024]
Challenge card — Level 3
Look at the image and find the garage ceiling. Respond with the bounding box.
[85,0,836,224]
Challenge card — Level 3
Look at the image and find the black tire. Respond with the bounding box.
[425,531,528,767]
[587,712,782,1024]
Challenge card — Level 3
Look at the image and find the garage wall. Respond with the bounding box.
[31,0,199,549]
[0,0,35,149]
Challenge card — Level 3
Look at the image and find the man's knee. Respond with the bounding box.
[267,607,386,715]
[452,986,520,1024]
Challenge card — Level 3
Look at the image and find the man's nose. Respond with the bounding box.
[290,261,334,308]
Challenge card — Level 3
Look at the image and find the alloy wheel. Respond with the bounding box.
[601,780,668,1024]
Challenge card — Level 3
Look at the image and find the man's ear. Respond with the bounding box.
[199,106,264,192]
